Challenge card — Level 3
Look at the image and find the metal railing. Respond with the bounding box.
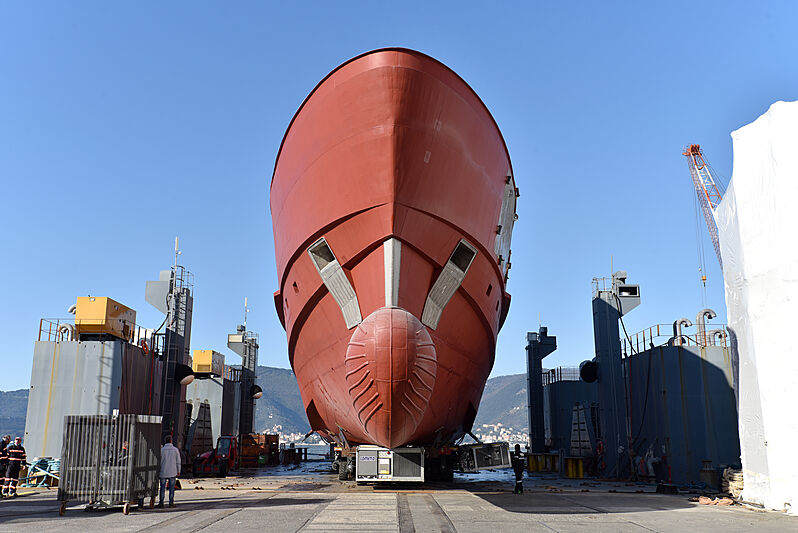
[542,366,581,386]
[592,277,614,298]
[621,323,729,356]
[224,365,242,382]
[38,318,163,353]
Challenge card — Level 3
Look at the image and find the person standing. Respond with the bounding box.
[511,444,526,494]
[0,435,10,498]
[158,435,181,508]
[4,437,26,497]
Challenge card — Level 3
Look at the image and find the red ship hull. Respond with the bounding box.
[271,49,517,448]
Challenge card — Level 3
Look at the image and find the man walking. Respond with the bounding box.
[158,435,181,508]
[511,444,526,494]
[0,435,10,498]
[4,437,27,497]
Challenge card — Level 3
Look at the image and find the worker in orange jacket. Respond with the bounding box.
[0,435,10,497]
[3,437,26,497]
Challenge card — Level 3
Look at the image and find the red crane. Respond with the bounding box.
[684,144,725,271]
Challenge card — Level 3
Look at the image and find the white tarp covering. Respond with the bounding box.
[716,100,798,515]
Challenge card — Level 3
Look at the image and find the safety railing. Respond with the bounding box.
[542,366,581,386]
[592,277,614,298]
[621,323,729,356]
[38,318,163,353]
[224,365,242,382]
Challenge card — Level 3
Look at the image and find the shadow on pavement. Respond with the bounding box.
[473,491,694,515]
[0,492,334,522]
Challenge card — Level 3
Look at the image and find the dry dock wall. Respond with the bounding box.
[716,100,798,514]
[625,345,740,485]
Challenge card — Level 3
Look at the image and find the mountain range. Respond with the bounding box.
[0,367,528,439]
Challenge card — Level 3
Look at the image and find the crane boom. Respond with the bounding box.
[684,144,724,271]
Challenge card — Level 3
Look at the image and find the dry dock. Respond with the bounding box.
[1,467,795,532]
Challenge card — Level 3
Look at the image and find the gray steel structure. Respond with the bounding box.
[591,271,640,478]
[184,371,243,456]
[24,340,161,459]
[58,414,162,514]
[623,343,740,485]
[146,266,194,447]
[221,371,241,438]
[526,327,557,452]
[543,379,598,453]
[228,326,258,436]
[186,377,224,455]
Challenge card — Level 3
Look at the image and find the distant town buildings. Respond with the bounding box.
[263,422,528,447]
[263,424,324,445]
[472,423,528,446]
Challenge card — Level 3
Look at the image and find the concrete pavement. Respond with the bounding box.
[1,468,796,532]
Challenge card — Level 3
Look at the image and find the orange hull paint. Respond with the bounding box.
[271,49,516,448]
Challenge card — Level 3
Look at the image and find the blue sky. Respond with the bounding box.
[1,1,796,391]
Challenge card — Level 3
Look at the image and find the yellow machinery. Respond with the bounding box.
[192,350,224,376]
[527,452,561,473]
[74,297,136,341]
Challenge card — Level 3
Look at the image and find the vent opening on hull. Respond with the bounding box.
[309,239,336,270]
[307,237,362,329]
[421,239,477,329]
[450,242,476,272]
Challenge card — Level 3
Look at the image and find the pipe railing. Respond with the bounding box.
[621,322,729,356]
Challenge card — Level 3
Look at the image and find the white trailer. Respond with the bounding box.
[345,442,511,483]
[355,446,425,482]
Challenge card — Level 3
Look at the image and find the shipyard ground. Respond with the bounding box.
[1,464,795,532]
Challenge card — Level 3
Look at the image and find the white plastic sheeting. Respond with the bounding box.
[716,100,798,515]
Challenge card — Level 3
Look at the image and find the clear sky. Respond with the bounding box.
[1,1,796,391]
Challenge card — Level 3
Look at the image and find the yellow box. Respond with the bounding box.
[192,350,225,376]
[74,296,136,341]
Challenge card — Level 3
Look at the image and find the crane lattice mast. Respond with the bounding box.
[684,144,725,271]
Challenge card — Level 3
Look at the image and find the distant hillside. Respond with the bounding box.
[473,373,528,432]
[0,389,28,438]
[254,366,309,435]
[1,368,530,439]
